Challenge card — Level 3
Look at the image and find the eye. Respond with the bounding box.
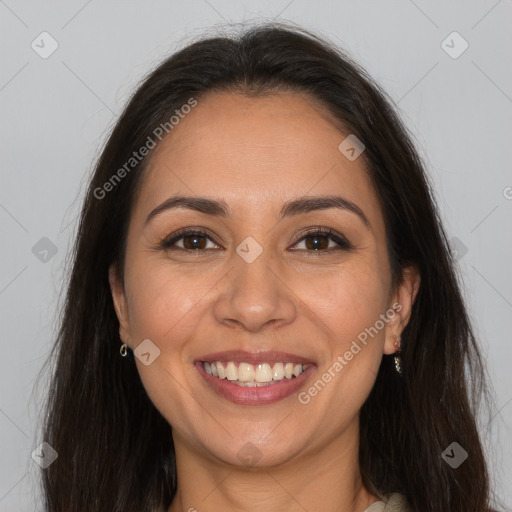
[160,229,221,253]
[290,227,352,253]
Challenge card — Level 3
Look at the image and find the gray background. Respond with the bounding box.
[1,1,511,510]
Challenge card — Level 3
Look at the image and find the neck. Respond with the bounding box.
[167,418,378,512]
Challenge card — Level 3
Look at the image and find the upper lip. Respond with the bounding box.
[195,350,314,365]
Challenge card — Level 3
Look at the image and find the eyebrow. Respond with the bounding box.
[144,194,370,229]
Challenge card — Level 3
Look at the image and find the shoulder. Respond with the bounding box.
[383,493,412,512]
[365,492,412,512]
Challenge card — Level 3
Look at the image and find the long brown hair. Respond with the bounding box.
[38,22,499,511]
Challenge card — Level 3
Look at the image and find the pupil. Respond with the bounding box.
[307,235,327,250]
[185,235,205,250]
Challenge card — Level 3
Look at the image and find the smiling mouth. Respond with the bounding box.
[202,360,308,387]
[195,350,315,405]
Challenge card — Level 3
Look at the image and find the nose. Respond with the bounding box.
[212,249,297,333]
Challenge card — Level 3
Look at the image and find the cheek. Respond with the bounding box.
[302,257,389,339]
[299,256,389,406]
[125,257,212,344]
[124,261,208,428]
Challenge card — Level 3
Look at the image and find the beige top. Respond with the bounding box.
[363,493,411,511]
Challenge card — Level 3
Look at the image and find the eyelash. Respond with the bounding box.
[159,226,353,255]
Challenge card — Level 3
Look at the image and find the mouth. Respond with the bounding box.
[195,351,316,405]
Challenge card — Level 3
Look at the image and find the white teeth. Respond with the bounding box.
[255,363,273,383]
[225,362,237,381]
[272,362,284,380]
[238,362,255,382]
[202,360,307,383]
[216,362,225,379]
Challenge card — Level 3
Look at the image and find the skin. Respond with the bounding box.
[109,91,420,512]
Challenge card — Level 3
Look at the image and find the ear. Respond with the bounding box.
[108,263,132,347]
[383,265,421,355]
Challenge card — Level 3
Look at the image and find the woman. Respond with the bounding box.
[39,22,497,511]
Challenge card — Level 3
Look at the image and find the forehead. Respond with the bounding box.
[133,91,383,228]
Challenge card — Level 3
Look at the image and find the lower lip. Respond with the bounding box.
[195,362,314,405]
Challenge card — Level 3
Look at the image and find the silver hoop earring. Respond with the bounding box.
[120,342,128,357]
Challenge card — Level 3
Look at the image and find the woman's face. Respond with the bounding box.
[110,91,418,469]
